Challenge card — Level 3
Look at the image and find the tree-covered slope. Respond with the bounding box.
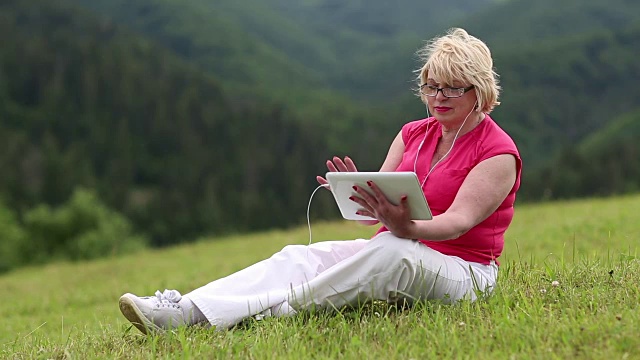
[2,0,639,250]
[522,108,640,200]
[494,22,640,167]
[461,0,640,48]
[213,0,494,98]
[68,0,326,93]
[0,0,338,245]
[69,0,640,163]
[68,0,495,101]
[65,0,412,164]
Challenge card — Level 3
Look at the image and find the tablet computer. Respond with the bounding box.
[325,172,432,221]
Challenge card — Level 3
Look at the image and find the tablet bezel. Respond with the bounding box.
[325,172,433,221]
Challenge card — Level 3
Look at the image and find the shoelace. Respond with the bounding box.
[154,289,182,308]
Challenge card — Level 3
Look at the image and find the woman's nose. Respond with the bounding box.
[435,89,449,101]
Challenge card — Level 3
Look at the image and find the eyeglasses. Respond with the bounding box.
[420,84,474,98]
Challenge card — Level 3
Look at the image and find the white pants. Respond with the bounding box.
[186,232,498,329]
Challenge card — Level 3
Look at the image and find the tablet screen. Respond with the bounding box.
[326,172,432,221]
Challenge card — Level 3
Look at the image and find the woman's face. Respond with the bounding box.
[422,72,477,126]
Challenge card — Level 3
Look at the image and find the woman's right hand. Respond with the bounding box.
[316,156,359,188]
[317,156,380,226]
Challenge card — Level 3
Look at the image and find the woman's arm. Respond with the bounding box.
[379,131,405,172]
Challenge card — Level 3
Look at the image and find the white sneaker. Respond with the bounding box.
[119,289,186,334]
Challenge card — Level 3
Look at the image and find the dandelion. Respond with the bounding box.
[551,280,560,287]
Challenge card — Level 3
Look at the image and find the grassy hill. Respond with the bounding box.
[1,194,638,358]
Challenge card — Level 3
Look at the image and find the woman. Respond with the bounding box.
[119,28,521,334]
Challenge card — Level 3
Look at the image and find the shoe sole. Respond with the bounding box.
[119,294,162,335]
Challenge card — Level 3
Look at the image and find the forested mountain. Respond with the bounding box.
[64,0,419,163]
[462,0,640,48]
[1,0,639,255]
[69,0,640,167]
[69,0,494,102]
[473,22,640,169]
[523,110,640,200]
[66,0,321,96]
[208,0,494,99]
[0,0,340,245]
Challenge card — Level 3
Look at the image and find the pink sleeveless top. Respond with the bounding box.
[376,115,522,265]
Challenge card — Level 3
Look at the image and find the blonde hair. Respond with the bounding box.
[416,28,501,113]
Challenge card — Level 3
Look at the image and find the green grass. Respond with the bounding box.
[1,194,639,359]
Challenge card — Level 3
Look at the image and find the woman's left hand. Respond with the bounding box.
[350,181,416,239]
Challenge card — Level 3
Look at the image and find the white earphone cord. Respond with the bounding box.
[414,103,478,187]
[306,184,327,246]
